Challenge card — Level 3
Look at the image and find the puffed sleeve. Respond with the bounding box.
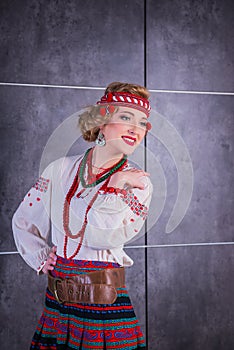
[84,175,153,249]
[12,161,54,273]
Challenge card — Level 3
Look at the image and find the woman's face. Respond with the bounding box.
[101,106,148,155]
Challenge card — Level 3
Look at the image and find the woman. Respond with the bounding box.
[12,82,153,349]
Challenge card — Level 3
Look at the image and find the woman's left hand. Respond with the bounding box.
[108,168,150,190]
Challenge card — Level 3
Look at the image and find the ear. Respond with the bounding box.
[99,125,106,134]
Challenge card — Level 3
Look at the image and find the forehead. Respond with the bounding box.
[114,106,147,119]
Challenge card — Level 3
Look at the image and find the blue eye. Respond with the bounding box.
[120,115,131,121]
[140,122,147,127]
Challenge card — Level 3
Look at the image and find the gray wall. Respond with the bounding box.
[0,0,234,349]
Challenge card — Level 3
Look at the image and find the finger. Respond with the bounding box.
[49,252,57,261]
[136,184,145,190]
[52,246,57,253]
[48,257,57,265]
[134,180,146,190]
[136,173,150,179]
[42,266,48,274]
[43,265,54,273]
[50,257,57,265]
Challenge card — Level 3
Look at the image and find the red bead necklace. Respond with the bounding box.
[63,150,127,259]
[86,147,117,184]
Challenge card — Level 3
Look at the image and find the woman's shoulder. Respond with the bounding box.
[41,153,84,179]
[55,154,83,167]
[48,153,84,168]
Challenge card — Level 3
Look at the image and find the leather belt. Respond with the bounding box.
[47,267,125,305]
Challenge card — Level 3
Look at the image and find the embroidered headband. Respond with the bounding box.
[96,92,151,118]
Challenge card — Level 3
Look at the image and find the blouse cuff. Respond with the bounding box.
[36,259,47,276]
[103,187,128,196]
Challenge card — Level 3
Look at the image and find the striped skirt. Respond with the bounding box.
[30,256,146,349]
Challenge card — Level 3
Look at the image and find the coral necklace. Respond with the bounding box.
[80,147,127,188]
[63,147,127,259]
[86,147,122,184]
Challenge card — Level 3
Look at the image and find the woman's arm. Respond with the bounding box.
[84,172,153,249]
[12,161,55,274]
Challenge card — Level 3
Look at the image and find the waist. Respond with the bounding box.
[51,255,121,278]
[48,257,125,304]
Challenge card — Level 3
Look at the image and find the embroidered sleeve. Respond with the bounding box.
[101,187,149,220]
[33,176,50,193]
[119,190,148,220]
[12,162,54,273]
[84,175,153,249]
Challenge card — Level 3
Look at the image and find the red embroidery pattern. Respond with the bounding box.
[33,176,50,193]
[119,192,148,220]
[100,186,127,196]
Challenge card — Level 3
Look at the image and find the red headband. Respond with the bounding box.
[96,92,151,118]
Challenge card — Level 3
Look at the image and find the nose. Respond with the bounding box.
[128,121,138,134]
[128,128,136,135]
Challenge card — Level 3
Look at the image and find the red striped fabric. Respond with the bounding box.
[30,257,146,350]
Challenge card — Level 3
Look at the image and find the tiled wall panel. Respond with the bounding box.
[147,246,234,349]
[0,0,144,86]
[146,93,234,245]
[147,0,234,91]
[1,0,233,349]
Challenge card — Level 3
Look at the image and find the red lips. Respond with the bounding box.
[121,135,136,141]
[121,136,137,146]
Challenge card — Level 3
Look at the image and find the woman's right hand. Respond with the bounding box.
[108,168,150,190]
[42,246,57,274]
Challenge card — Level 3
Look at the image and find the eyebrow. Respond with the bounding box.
[121,110,147,121]
[121,110,135,116]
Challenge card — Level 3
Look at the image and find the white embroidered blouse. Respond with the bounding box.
[12,152,153,274]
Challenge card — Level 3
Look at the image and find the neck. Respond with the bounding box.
[92,146,125,170]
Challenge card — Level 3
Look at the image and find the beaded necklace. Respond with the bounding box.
[63,148,127,259]
[86,148,115,184]
[80,148,127,188]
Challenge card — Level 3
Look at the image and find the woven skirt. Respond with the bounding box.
[30,256,146,349]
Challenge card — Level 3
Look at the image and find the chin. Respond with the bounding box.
[122,147,136,155]
[109,141,137,156]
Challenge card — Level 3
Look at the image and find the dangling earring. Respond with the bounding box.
[95,131,106,146]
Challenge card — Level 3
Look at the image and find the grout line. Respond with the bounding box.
[0,82,105,90]
[143,0,148,345]
[125,242,234,249]
[0,251,19,255]
[0,82,233,95]
[149,89,234,95]
[1,241,234,255]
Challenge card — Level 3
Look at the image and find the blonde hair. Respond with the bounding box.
[78,82,150,142]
